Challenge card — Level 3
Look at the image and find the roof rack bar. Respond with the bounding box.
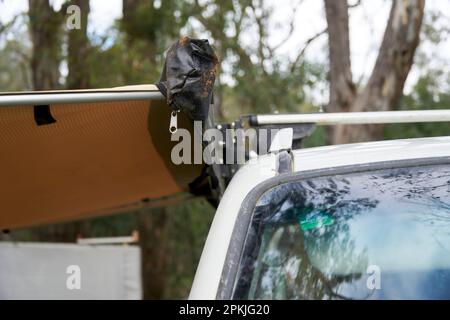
[0,90,165,107]
[250,110,450,126]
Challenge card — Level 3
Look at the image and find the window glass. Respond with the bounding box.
[232,164,450,300]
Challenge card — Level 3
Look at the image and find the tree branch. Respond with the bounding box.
[334,0,425,143]
[0,14,20,35]
[290,27,327,74]
[354,0,425,113]
[324,0,355,113]
[249,0,269,75]
[270,0,303,52]
[348,0,362,9]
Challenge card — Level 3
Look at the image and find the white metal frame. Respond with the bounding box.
[253,109,450,125]
[0,90,165,106]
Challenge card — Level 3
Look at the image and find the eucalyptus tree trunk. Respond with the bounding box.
[122,0,169,299]
[324,0,356,144]
[122,0,158,83]
[325,0,425,144]
[27,0,87,242]
[28,0,64,90]
[67,0,91,89]
[138,207,169,299]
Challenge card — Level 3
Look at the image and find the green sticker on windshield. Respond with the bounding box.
[299,213,334,231]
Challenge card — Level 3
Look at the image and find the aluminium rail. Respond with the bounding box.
[249,110,450,126]
[1,90,449,127]
[0,90,165,107]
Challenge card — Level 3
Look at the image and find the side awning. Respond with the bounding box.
[0,85,202,229]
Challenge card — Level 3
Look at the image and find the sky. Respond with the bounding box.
[1,0,449,103]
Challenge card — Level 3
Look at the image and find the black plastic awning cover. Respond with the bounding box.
[157,37,218,122]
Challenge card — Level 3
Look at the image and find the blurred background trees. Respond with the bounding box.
[0,0,449,298]
[325,0,425,144]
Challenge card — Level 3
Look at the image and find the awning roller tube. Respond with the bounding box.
[0,91,165,107]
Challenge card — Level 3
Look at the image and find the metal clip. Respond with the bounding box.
[169,111,179,134]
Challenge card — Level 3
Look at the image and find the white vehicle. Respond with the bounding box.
[191,134,450,299]
[1,86,450,300]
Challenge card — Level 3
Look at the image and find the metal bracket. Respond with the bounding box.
[269,128,293,153]
[268,128,294,174]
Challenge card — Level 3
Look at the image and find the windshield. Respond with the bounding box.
[232,164,450,300]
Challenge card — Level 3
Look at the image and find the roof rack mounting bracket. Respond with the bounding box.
[276,150,293,174]
[267,128,294,174]
[269,127,293,153]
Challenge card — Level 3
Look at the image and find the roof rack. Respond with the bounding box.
[248,109,450,126]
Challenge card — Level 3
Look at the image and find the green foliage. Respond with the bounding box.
[164,199,215,298]
[1,0,449,300]
[0,39,32,91]
[232,60,326,115]
[303,126,327,148]
[120,0,193,82]
[121,0,190,41]
[88,41,128,87]
[385,71,450,140]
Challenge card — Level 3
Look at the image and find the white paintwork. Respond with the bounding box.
[189,136,450,299]
[292,136,450,172]
[189,153,279,299]
[269,128,293,152]
[255,110,450,125]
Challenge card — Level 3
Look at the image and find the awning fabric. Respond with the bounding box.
[0,85,202,229]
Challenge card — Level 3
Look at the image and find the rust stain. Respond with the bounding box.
[179,36,189,46]
[201,64,218,98]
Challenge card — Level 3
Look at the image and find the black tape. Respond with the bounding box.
[34,105,56,126]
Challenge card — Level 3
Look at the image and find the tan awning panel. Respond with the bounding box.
[0,89,201,229]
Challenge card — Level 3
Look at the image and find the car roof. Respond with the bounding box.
[190,136,450,299]
[292,136,450,172]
